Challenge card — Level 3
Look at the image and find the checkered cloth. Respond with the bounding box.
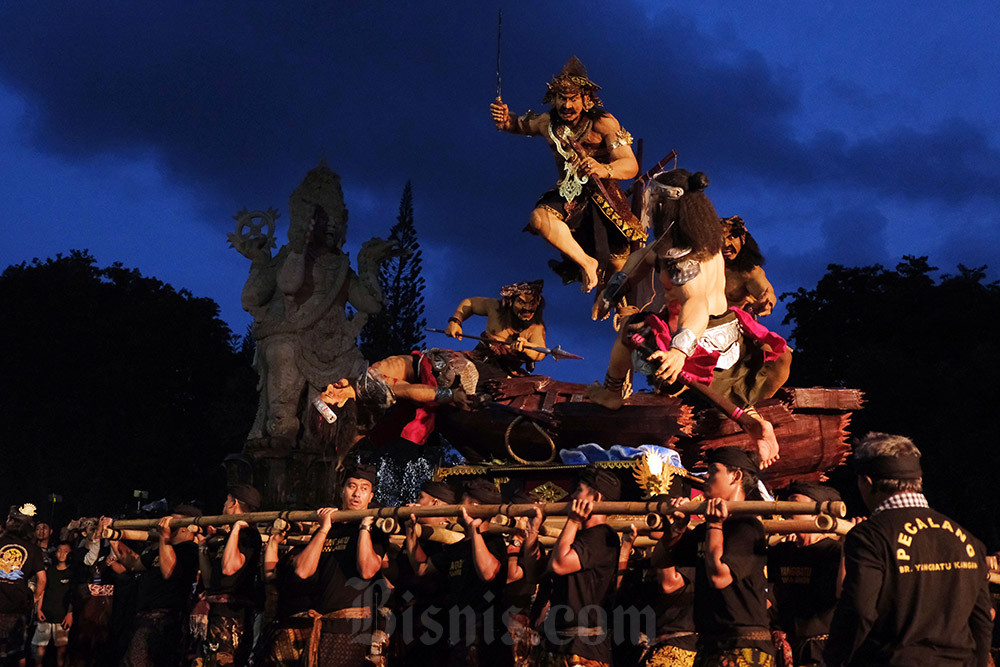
[872,492,929,516]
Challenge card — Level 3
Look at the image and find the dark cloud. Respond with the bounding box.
[0,1,996,362]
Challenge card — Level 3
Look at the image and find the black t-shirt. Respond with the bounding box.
[389,535,447,611]
[274,547,313,620]
[548,524,620,661]
[135,541,199,612]
[430,533,508,642]
[825,506,993,667]
[39,564,73,620]
[206,526,262,606]
[0,536,45,614]
[644,566,697,651]
[990,579,1000,650]
[768,538,841,639]
[673,518,771,651]
[312,524,389,614]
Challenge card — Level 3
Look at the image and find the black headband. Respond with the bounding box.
[343,463,378,485]
[421,481,457,504]
[579,465,622,501]
[854,454,922,480]
[463,479,502,505]
[228,484,262,512]
[707,446,759,475]
[785,481,841,503]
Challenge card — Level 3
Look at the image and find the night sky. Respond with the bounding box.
[1,2,997,383]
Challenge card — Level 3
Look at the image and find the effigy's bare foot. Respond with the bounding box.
[586,382,625,410]
[742,413,780,469]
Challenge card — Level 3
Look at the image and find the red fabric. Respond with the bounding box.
[730,307,788,361]
[636,307,788,385]
[399,351,437,445]
[641,314,718,384]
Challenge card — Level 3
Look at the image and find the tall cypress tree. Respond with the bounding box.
[360,181,426,360]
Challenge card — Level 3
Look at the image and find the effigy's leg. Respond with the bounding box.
[528,207,600,292]
[591,251,630,321]
[757,347,792,401]
[586,331,634,410]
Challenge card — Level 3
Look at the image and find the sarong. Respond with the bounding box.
[630,308,788,408]
[534,179,646,284]
[121,609,184,667]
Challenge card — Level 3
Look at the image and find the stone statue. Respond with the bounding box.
[229,162,399,454]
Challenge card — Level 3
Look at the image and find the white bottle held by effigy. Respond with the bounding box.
[312,396,337,423]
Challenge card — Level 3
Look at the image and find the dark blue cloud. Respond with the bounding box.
[0,1,996,376]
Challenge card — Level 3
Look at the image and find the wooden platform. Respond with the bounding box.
[436,377,862,490]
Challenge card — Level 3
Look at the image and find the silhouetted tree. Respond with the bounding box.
[782,256,1000,547]
[0,250,257,519]
[360,181,426,360]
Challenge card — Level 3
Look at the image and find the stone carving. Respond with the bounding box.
[229,162,398,452]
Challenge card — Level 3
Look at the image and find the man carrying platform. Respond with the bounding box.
[524,465,621,667]
[767,482,844,666]
[444,279,547,380]
[490,57,643,307]
[405,478,510,666]
[196,484,263,666]
[825,432,993,666]
[389,479,456,666]
[588,169,791,467]
[112,504,201,666]
[655,447,774,667]
[719,215,776,317]
[291,463,388,667]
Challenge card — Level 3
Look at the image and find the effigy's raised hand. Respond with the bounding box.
[445,319,463,340]
[490,97,510,129]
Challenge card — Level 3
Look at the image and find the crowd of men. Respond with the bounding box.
[1,432,995,667]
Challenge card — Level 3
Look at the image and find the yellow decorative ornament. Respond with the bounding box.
[633,451,674,498]
[18,503,37,517]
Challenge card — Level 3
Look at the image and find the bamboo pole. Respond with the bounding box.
[110,500,845,530]
[761,515,837,535]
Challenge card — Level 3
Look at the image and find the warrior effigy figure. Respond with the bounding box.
[490,57,644,315]
[319,281,554,445]
[720,215,777,317]
[587,169,791,468]
[444,279,547,380]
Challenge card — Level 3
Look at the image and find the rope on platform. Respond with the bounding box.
[505,416,557,465]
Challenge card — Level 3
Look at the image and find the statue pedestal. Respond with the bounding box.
[241,438,340,508]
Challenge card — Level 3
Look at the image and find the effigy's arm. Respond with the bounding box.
[743,266,776,317]
[595,114,638,179]
[491,98,547,136]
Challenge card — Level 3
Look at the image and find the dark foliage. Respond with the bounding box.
[782,256,1000,548]
[359,181,427,361]
[0,250,257,520]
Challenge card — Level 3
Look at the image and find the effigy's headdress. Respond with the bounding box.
[499,279,544,301]
[720,215,747,235]
[543,56,603,108]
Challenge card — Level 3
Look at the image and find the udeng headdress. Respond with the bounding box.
[500,279,544,300]
[543,56,603,107]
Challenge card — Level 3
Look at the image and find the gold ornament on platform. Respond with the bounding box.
[633,451,674,498]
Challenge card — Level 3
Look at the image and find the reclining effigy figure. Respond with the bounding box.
[319,281,550,444]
